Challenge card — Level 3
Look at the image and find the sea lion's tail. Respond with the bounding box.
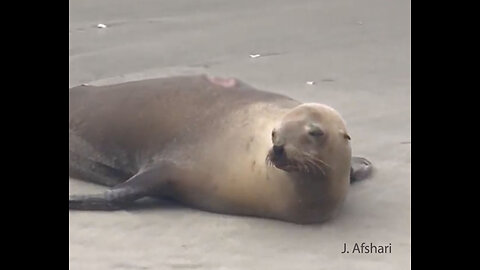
[350,156,374,183]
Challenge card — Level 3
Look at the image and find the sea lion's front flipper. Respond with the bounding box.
[350,156,373,183]
[69,165,170,211]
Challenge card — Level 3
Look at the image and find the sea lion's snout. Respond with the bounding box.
[272,144,285,156]
[267,145,285,163]
[266,143,288,170]
[268,128,290,169]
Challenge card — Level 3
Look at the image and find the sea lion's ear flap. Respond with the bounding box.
[340,130,351,140]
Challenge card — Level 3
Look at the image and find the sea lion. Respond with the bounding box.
[69,75,372,224]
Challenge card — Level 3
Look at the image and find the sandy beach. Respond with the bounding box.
[69,0,411,269]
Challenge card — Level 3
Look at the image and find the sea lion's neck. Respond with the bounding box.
[292,170,338,197]
[289,171,331,195]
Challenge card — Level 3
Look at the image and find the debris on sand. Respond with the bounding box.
[321,78,335,82]
[249,54,261,58]
[96,23,107,29]
[306,81,316,85]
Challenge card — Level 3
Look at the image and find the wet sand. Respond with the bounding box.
[69,0,411,269]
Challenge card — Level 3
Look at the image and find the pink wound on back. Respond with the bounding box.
[207,76,236,88]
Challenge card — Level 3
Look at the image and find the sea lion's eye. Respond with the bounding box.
[308,128,324,137]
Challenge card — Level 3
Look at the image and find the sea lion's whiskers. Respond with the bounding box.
[305,159,320,174]
[312,161,326,176]
[301,159,313,174]
[304,152,331,169]
[265,155,272,166]
[302,162,310,174]
[302,156,326,176]
[313,157,331,169]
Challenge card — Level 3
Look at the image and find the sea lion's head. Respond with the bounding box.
[266,103,351,175]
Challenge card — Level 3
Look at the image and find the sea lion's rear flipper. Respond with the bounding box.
[69,165,169,211]
[69,131,136,187]
[69,151,134,187]
[350,156,373,183]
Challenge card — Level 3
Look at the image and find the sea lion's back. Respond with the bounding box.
[68,75,298,154]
